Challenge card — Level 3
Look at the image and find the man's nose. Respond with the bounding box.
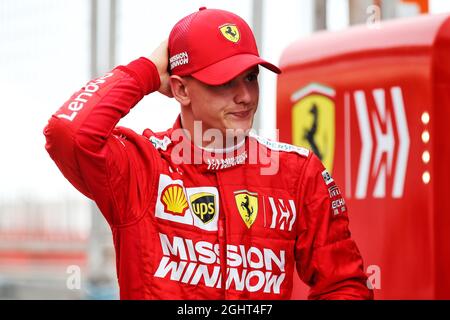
[234,81,252,105]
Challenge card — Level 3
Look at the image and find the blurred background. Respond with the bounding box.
[0,0,449,299]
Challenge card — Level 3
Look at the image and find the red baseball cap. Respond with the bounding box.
[168,7,281,85]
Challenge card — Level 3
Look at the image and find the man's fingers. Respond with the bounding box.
[149,39,172,97]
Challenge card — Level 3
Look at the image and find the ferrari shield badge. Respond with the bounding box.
[291,83,336,173]
[219,24,240,43]
[234,190,258,228]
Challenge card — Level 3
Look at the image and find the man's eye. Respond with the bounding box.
[246,73,258,82]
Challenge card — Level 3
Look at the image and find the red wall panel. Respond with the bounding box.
[277,14,450,299]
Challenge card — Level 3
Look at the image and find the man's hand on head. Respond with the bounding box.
[149,39,173,98]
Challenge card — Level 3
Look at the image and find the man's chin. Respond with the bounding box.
[225,119,253,132]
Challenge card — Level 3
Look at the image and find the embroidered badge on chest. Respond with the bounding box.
[234,190,258,228]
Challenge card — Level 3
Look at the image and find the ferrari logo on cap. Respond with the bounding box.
[219,24,240,43]
[234,190,258,228]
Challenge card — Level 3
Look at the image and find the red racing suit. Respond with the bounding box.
[44,57,373,300]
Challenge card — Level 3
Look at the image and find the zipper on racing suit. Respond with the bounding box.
[215,171,228,299]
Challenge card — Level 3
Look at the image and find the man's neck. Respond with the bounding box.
[201,136,247,152]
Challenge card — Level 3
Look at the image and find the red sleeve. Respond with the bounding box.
[43,57,161,226]
[295,153,374,300]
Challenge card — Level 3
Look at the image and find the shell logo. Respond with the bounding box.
[161,184,188,216]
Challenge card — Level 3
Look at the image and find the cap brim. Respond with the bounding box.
[190,54,281,85]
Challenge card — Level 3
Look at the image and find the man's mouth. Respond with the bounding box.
[229,110,252,119]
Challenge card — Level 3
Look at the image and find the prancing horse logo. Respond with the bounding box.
[234,190,258,228]
[304,104,323,160]
[291,83,336,173]
[219,24,240,43]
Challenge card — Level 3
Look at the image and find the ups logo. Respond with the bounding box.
[189,192,216,224]
[291,83,335,172]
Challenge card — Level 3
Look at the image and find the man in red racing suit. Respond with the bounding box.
[44,7,373,300]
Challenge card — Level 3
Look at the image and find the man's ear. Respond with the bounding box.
[170,75,191,107]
